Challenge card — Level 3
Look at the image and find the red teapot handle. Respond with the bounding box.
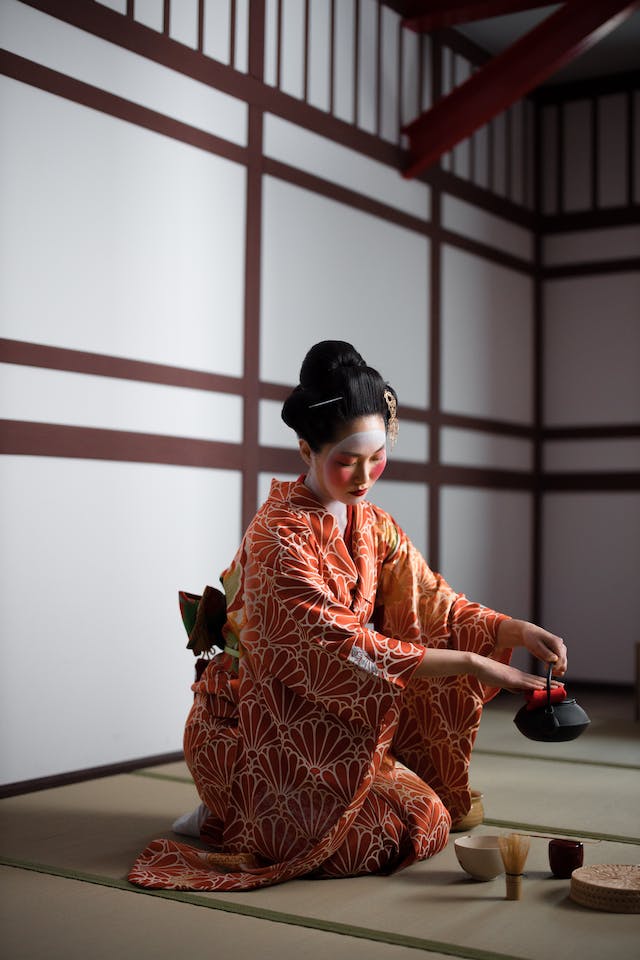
[524,664,566,711]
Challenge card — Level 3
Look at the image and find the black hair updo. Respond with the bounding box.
[281,340,397,452]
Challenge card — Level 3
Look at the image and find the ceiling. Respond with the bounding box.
[454,4,640,86]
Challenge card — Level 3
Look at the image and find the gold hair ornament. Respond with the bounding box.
[383,389,399,448]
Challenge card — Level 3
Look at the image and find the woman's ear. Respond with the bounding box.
[298,439,312,466]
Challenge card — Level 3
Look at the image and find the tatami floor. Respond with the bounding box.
[2,687,638,960]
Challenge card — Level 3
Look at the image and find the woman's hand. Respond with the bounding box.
[496,619,567,677]
[468,653,562,693]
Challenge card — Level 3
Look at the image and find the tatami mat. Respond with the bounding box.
[1,866,462,960]
[2,694,638,960]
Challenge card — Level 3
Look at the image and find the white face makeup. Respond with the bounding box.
[327,429,387,459]
[302,416,388,525]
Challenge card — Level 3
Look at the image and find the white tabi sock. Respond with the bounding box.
[171,802,211,837]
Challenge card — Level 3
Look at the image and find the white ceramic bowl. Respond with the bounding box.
[454,835,504,881]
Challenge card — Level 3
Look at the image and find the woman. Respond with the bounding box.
[129,341,566,892]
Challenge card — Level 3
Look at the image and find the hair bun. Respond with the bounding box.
[299,340,365,390]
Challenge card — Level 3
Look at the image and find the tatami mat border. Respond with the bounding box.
[131,770,195,785]
[0,857,529,960]
[482,819,639,846]
[473,748,640,772]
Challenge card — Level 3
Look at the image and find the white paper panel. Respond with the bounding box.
[280,0,305,99]
[492,112,507,198]
[96,0,126,11]
[542,105,558,215]
[442,195,533,261]
[542,493,640,684]
[1,0,247,144]
[420,34,432,112]
[400,27,420,128]
[380,6,400,143]
[264,114,430,219]
[307,0,331,111]
[452,58,471,180]
[440,487,532,621]
[441,428,533,472]
[370,481,428,558]
[562,99,591,212]
[0,364,243,444]
[0,457,242,783]
[334,0,356,124]
[523,101,535,210]
[261,177,430,408]
[170,0,199,48]
[260,399,299,450]
[543,225,640,265]
[135,0,164,32]
[0,78,246,377]
[392,421,429,463]
[544,273,640,425]
[202,0,232,63]
[264,0,278,86]
[441,246,533,424]
[598,94,627,208]
[474,122,490,191]
[234,0,249,73]
[358,0,378,134]
[544,438,640,473]
[509,101,524,207]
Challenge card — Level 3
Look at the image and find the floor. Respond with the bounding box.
[1,686,638,960]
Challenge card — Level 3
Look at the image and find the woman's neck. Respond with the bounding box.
[303,474,347,536]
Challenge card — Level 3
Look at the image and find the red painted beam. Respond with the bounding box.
[403,0,639,179]
[403,1,553,33]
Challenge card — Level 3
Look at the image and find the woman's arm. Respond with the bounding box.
[413,647,561,692]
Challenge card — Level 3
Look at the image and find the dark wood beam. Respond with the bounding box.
[403,0,640,179]
[403,1,554,33]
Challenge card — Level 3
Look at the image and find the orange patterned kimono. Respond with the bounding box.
[129,478,510,891]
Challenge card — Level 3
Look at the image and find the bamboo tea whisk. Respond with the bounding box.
[498,833,530,900]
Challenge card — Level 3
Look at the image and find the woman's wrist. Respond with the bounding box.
[465,651,481,678]
[495,618,524,652]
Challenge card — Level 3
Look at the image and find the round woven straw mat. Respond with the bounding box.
[570,864,640,913]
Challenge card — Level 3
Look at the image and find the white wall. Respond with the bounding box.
[0,456,242,783]
[1,2,247,784]
[542,230,640,685]
[541,493,640,684]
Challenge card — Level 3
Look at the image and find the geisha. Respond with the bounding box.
[129,341,567,891]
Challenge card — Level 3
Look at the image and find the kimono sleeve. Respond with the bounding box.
[373,517,511,668]
[238,520,426,726]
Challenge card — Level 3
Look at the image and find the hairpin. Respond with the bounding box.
[308,396,343,408]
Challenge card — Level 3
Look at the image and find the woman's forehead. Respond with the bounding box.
[333,414,385,442]
[329,428,386,457]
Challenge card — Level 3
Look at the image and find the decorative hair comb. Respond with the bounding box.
[384,389,399,447]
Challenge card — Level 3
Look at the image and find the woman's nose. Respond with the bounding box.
[354,462,368,484]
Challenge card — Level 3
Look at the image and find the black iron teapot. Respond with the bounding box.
[514,664,590,742]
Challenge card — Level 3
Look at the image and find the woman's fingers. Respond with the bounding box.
[523,624,568,676]
[476,658,558,692]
